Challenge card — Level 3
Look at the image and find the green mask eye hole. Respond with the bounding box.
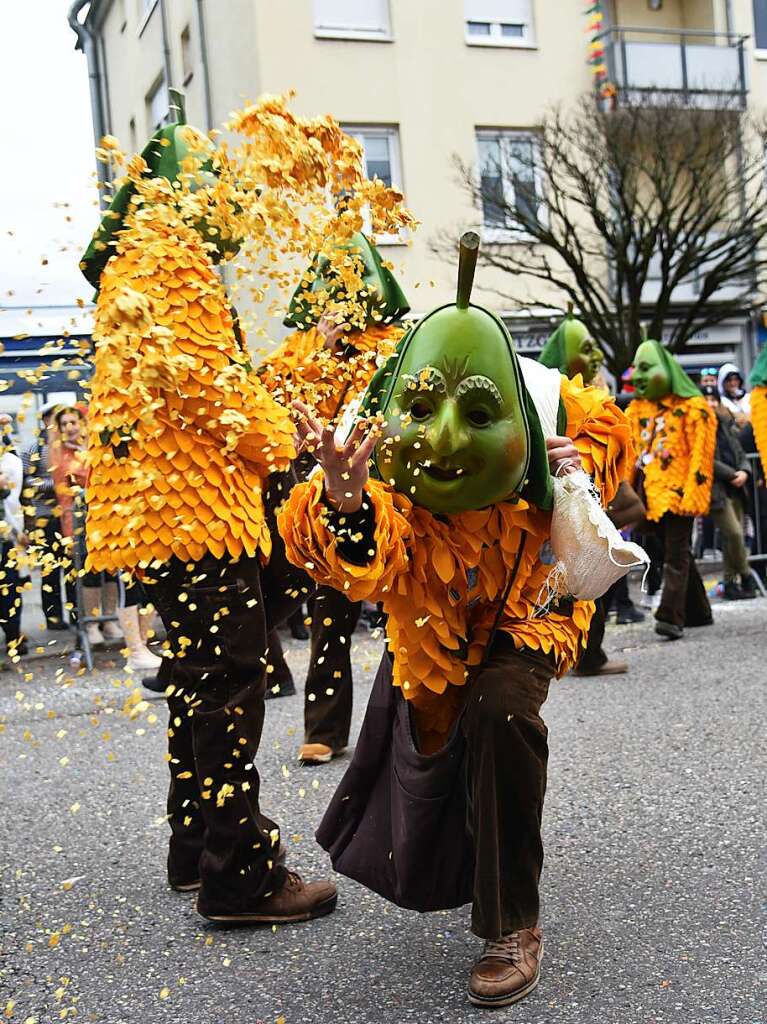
[467,408,491,428]
[410,401,432,422]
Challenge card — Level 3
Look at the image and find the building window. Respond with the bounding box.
[181,24,193,83]
[146,74,169,132]
[476,130,542,237]
[465,0,535,46]
[313,0,392,41]
[755,1,767,50]
[343,126,404,241]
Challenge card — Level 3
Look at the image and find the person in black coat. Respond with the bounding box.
[702,385,755,599]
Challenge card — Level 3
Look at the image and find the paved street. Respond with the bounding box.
[1,595,765,1024]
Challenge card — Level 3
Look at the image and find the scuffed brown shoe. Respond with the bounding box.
[197,870,337,925]
[468,927,544,1008]
[573,660,628,677]
[298,742,346,765]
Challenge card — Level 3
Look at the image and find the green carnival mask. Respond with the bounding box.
[81,91,238,290]
[632,339,701,401]
[367,233,551,514]
[632,340,671,400]
[284,232,409,329]
[539,315,603,384]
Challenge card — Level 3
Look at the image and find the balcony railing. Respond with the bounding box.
[598,27,749,107]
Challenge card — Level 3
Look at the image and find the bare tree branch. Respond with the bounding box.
[431,92,767,378]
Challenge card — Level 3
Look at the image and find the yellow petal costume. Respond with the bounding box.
[279,374,630,739]
[627,394,716,521]
[258,324,403,423]
[86,215,295,571]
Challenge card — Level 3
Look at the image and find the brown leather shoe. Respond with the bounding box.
[573,659,628,677]
[197,870,337,925]
[468,927,544,1007]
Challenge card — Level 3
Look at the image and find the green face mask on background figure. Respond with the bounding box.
[367,232,551,515]
[539,315,604,384]
[284,232,410,329]
[632,340,671,401]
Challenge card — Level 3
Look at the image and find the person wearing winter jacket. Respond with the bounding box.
[702,385,756,599]
[717,362,751,427]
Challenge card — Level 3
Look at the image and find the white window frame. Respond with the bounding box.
[146,73,169,132]
[464,1,536,49]
[475,129,546,243]
[313,0,393,41]
[343,125,406,244]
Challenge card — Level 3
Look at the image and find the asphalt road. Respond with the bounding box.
[1,597,765,1024]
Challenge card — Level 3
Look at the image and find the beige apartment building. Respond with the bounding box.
[68,0,767,369]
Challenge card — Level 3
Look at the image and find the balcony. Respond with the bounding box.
[598,27,748,108]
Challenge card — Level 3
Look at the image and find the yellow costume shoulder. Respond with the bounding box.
[86,216,295,572]
[751,386,767,476]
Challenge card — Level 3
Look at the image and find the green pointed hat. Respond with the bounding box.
[80,91,220,290]
[539,317,574,375]
[361,232,552,512]
[639,339,702,398]
[749,346,767,389]
[283,232,410,329]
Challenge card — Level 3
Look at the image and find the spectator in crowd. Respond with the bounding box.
[717,363,750,427]
[50,406,123,647]
[699,367,718,391]
[0,414,27,658]
[702,385,756,599]
[21,401,68,630]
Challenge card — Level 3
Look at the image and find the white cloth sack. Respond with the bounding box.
[519,358,649,601]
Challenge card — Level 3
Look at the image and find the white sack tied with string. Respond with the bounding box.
[518,358,649,602]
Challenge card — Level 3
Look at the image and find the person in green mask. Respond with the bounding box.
[279,234,633,1009]
[539,313,604,385]
[627,339,717,639]
[258,233,410,763]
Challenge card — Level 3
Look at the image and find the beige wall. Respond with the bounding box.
[89,0,767,335]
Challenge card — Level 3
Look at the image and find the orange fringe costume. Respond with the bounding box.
[627,395,716,522]
[258,323,404,423]
[86,216,296,572]
[751,387,767,475]
[279,376,632,740]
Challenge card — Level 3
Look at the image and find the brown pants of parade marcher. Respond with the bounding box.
[147,553,290,906]
[711,497,750,582]
[652,514,712,628]
[264,628,295,694]
[304,587,361,751]
[462,638,552,939]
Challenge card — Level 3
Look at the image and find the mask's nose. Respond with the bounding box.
[426,400,469,458]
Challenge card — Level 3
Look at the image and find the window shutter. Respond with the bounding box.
[314,0,390,35]
[464,0,532,24]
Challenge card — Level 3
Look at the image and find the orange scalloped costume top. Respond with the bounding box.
[751,386,767,475]
[279,376,632,741]
[85,216,296,572]
[258,323,404,423]
[627,395,715,521]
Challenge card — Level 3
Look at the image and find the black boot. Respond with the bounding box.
[288,607,309,641]
[722,580,745,601]
[739,574,758,599]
